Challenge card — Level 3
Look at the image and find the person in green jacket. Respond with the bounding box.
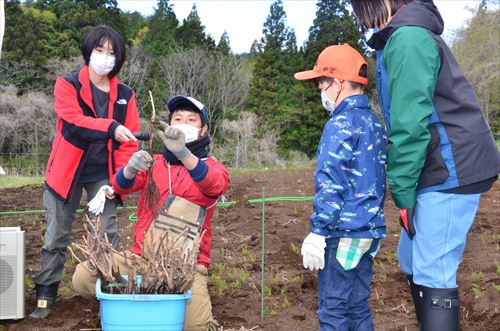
[350,1,500,330]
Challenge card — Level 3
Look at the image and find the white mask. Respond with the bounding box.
[172,124,201,143]
[90,52,115,76]
[321,90,336,112]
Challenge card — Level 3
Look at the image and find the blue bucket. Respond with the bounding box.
[96,277,191,331]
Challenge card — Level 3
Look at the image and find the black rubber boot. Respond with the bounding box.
[30,283,59,319]
[419,285,460,331]
[407,275,423,324]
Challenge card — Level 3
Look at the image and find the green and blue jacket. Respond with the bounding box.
[369,0,500,208]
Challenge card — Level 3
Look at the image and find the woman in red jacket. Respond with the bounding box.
[31,25,139,319]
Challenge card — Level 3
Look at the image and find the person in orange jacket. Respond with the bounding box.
[31,25,139,319]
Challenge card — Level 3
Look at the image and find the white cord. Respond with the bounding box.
[168,162,172,195]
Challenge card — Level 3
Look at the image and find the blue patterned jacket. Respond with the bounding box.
[311,94,387,239]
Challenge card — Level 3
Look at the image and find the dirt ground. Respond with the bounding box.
[0,169,499,331]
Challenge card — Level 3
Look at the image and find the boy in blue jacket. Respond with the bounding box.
[295,44,387,331]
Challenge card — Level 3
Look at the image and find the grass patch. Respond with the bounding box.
[228,164,315,177]
[209,274,228,296]
[0,176,44,188]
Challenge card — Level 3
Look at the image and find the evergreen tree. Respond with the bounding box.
[260,0,288,51]
[249,39,261,55]
[33,0,130,58]
[2,0,60,90]
[245,0,304,156]
[176,4,215,50]
[141,0,178,57]
[305,0,362,63]
[124,11,147,43]
[245,0,289,118]
[216,30,231,56]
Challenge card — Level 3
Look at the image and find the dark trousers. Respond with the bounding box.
[317,238,379,331]
[33,179,119,287]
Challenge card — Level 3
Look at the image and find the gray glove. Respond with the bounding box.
[125,150,153,176]
[157,121,191,160]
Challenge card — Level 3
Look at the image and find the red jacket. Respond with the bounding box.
[112,155,230,268]
[45,66,139,202]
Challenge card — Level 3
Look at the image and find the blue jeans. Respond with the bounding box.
[317,238,380,331]
[398,192,481,288]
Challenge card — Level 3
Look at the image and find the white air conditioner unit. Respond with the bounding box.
[0,227,25,319]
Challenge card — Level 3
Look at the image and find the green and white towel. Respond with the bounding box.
[336,238,381,271]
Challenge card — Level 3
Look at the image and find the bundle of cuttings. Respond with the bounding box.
[70,215,204,295]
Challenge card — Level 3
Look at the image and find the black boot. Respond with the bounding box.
[407,275,423,324]
[419,285,460,331]
[30,283,59,319]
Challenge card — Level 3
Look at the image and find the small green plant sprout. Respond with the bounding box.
[280,288,291,308]
[385,251,396,265]
[289,273,305,282]
[211,261,226,276]
[269,269,281,285]
[241,246,249,257]
[24,275,34,290]
[494,259,500,275]
[471,283,483,298]
[243,251,257,264]
[239,269,251,283]
[220,246,226,258]
[66,254,78,266]
[372,259,388,283]
[230,278,241,290]
[59,282,73,298]
[290,243,300,255]
[209,274,228,296]
[264,285,272,297]
[493,283,500,293]
[471,271,484,281]
[262,306,269,317]
[227,267,250,290]
[264,302,279,317]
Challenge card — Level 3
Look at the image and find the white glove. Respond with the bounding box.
[301,233,327,271]
[88,185,114,215]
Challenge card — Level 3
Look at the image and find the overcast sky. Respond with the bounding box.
[117,0,494,54]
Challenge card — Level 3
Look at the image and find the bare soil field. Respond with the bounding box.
[1,169,499,330]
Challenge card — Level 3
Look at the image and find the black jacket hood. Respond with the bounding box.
[368,0,444,50]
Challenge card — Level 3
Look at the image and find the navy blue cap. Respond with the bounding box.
[166,96,208,125]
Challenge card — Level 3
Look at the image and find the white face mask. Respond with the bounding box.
[90,52,115,76]
[321,90,336,112]
[172,124,201,143]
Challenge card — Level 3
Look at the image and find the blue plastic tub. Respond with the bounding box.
[96,277,191,331]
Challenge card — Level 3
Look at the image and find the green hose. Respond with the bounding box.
[0,196,313,218]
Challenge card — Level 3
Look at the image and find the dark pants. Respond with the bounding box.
[33,179,119,287]
[317,238,379,331]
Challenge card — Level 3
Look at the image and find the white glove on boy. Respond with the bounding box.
[301,233,327,271]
